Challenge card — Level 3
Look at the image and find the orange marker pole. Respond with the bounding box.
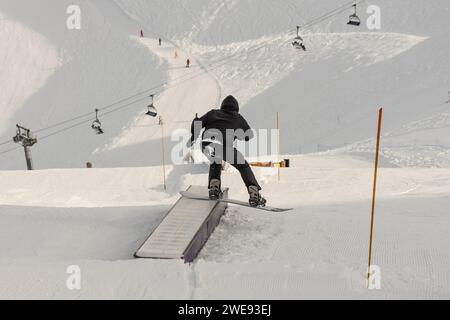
[276,112,280,181]
[367,107,383,287]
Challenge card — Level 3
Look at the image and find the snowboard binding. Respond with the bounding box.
[248,186,267,208]
[209,179,223,200]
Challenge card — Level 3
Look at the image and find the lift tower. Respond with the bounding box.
[13,125,37,170]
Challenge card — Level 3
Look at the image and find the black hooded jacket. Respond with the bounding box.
[190,95,254,144]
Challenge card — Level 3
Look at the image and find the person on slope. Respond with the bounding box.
[186,58,191,68]
[188,95,267,207]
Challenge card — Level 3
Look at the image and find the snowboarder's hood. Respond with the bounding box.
[220,95,239,113]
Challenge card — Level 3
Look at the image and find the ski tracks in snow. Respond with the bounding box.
[102,37,221,150]
[102,2,222,151]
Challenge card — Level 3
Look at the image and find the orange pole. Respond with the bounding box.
[276,112,280,181]
[367,107,383,286]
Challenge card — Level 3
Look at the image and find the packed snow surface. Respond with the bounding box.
[1,154,450,299]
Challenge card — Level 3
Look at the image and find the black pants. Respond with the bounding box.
[203,142,261,190]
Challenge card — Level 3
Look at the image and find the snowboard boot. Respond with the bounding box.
[248,186,267,208]
[209,179,223,200]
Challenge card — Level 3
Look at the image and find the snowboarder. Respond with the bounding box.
[188,95,267,207]
[159,38,162,46]
[186,58,191,68]
[140,30,144,38]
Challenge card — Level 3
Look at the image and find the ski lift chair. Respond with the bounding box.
[348,4,361,26]
[292,39,306,51]
[91,120,104,134]
[292,26,306,51]
[146,104,157,117]
[91,109,104,134]
[145,94,158,117]
[348,14,361,26]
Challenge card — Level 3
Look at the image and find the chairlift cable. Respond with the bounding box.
[0,140,13,147]
[0,145,22,156]
[300,0,357,30]
[0,0,368,157]
[32,0,366,136]
[39,96,149,141]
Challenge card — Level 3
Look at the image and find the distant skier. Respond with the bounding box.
[159,38,162,46]
[186,58,191,68]
[140,30,144,38]
[188,95,266,207]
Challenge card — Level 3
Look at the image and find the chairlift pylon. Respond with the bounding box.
[292,26,306,51]
[145,94,158,117]
[91,109,104,135]
[348,3,361,26]
[13,125,37,147]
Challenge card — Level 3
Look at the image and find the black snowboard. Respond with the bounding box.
[180,191,293,213]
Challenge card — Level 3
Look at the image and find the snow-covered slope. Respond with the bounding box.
[1,0,449,169]
[110,0,450,159]
[101,37,220,150]
[1,154,450,299]
[0,0,165,169]
[0,12,60,135]
[1,0,450,300]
